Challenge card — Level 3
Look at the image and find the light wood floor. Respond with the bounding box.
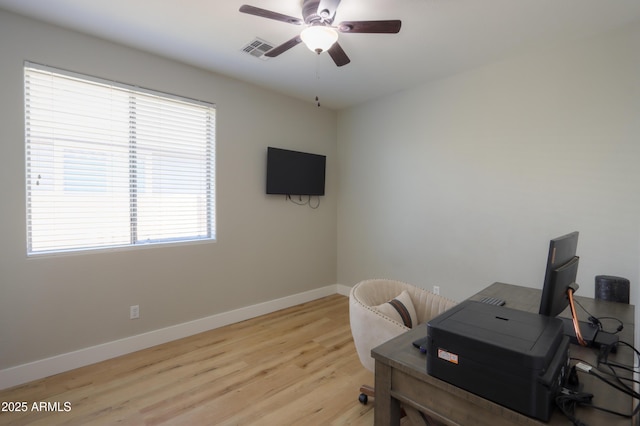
[0,295,375,425]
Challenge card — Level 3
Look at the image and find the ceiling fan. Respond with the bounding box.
[239,0,402,67]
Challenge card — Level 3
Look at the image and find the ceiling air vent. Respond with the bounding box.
[242,38,275,60]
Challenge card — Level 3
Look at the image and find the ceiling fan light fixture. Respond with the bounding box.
[300,25,338,53]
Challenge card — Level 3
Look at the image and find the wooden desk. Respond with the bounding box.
[371,282,636,426]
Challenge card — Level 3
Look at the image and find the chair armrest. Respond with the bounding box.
[349,294,409,372]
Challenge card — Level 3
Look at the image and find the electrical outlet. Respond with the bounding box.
[130,305,139,320]
[433,286,440,295]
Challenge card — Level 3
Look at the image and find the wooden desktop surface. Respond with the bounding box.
[371,282,636,426]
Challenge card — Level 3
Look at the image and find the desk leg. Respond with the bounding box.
[374,360,401,426]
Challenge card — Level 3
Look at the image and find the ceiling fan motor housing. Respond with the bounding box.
[303,0,332,25]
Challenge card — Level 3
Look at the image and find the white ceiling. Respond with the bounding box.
[1,0,639,109]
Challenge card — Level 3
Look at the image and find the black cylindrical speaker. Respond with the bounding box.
[595,275,630,304]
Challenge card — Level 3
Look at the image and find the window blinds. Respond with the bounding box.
[24,62,216,255]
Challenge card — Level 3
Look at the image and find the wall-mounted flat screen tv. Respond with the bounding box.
[266,147,326,196]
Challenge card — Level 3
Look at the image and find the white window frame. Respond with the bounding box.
[24,62,216,255]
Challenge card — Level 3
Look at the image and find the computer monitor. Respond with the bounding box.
[539,231,579,317]
[538,231,598,346]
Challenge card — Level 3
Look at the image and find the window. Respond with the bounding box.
[24,62,216,255]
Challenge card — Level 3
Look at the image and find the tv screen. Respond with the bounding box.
[266,147,326,196]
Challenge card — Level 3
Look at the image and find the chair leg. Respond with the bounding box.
[358,384,375,404]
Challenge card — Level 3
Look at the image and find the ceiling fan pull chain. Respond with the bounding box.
[315,54,321,107]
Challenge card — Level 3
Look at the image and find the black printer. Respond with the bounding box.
[426,300,570,422]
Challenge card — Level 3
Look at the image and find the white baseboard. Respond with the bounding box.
[0,284,348,390]
[336,283,351,296]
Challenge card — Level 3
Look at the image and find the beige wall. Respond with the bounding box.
[337,22,640,304]
[0,9,337,370]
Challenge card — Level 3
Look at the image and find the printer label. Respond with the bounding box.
[438,348,459,364]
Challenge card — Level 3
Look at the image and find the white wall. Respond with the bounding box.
[337,22,640,305]
[0,9,337,372]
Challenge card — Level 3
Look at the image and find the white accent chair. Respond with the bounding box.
[349,278,457,403]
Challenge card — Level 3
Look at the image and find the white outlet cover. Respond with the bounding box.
[130,305,139,319]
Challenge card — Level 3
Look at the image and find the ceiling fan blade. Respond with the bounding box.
[337,20,402,34]
[317,0,342,22]
[264,36,303,57]
[327,42,351,67]
[239,5,302,25]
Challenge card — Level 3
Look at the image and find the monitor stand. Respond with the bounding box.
[559,317,598,346]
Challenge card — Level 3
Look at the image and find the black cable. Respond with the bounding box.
[573,298,624,334]
[572,361,640,419]
[561,303,637,423]
[579,354,640,398]
[596,363,640,386]
[598,340,640,374]
[589,368,640,399]
[286,194,307,205]
[555,390,591,426]
[309,195,320,209]
[285,194,320,209]
[595,317,624,334]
